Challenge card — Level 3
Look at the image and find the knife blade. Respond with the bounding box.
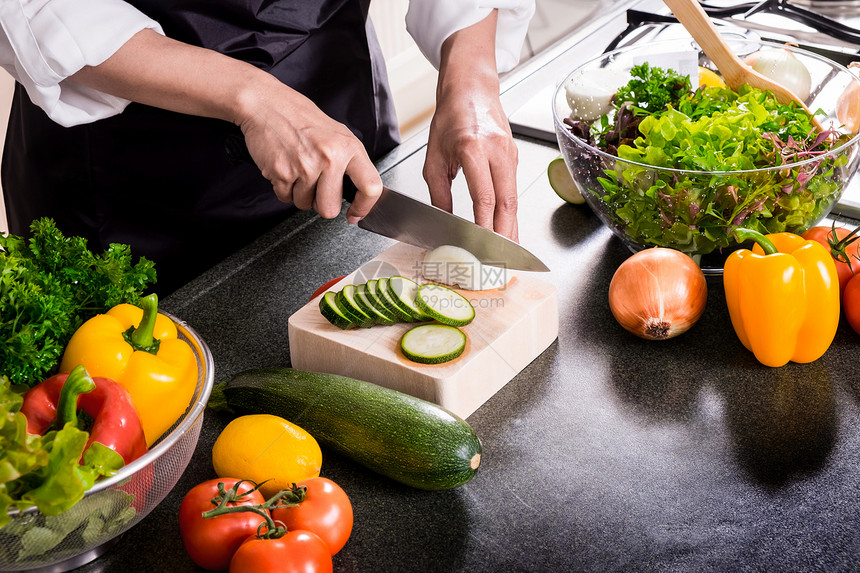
[350,185,550,272]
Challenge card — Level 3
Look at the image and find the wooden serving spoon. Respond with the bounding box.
[662,0,824,130]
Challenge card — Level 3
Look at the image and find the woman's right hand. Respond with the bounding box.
[236,74,383,223]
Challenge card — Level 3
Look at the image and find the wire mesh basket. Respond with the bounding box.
[0,313,214,572]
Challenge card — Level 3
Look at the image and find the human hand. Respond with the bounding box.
[237,75,382,223]
[69,29,382,223]
[423,11,519,242]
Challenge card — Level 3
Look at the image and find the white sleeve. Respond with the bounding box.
[405,0,535,73]
[0,0,164,127]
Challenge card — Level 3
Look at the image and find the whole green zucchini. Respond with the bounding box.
[218,368,482,490]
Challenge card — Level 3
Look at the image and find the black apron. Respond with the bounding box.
[1,0,399,296]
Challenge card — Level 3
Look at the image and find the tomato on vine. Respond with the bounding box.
[802,223,860,296]
[272,477,353,555]
[178,479,268,571]
[843,274,860,336]
[229,530,333,573]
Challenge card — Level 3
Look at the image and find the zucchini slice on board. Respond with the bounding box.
[319,291,357,330]
[376,277,417,322]
[415,284,475,327]
[387,276,432,321]
[365,279,401,321]
[219,367,483,490]
[336,285,375,328]
[401,324,466,364]
[354,284,398,325]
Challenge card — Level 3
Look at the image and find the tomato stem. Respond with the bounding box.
[202,480,307,540]
[827,220,860,265]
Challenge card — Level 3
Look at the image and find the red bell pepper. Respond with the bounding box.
[20,365,148,467]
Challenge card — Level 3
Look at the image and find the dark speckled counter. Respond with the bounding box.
[75,8,860,573]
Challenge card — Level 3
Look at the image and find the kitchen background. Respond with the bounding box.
[0,0,599,235]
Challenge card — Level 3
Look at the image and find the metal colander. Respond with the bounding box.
[0,313,214,572]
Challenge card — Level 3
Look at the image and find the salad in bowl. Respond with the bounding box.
[552,38,860,261]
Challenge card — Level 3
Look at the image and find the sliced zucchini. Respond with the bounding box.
[354,283,398,325]
[401,324,467,364]
[336,285,375,328]
[319,291,358,330]
[548,157,584,204]
[387,276,432,321]
[415,284,475,327]
[376,277,417,322]
[365,279,391,317]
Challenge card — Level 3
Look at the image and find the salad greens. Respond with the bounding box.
[0,376,124,529]
[0,218,156,386]
[566,63,852,254]
[614,62,692,114]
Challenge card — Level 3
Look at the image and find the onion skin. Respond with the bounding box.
[608,248,707,340]
[837,64,860,135]
[744,48,812,101]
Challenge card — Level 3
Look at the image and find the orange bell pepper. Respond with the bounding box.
[723,228,840,367]
[59,294,197,445]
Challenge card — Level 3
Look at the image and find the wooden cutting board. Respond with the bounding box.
[287,242,558,419]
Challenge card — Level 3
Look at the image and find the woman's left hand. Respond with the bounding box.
[424,11,520,242]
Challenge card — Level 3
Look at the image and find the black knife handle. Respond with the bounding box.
[224,131,357,203]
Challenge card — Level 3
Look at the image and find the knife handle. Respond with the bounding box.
[224,131,358,203]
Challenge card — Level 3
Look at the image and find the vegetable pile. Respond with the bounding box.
[180,477,352,572]
[0,218,156,387]
[564,61,855,255]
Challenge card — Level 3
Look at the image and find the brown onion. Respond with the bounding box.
[608,247,707,340]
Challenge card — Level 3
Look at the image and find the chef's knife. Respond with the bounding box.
[342,180,550,272]
[223,132,549,272]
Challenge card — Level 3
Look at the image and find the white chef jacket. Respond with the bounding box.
[0,0,535,128]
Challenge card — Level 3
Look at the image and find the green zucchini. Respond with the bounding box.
[401,324,466,364]
[415,284,475,326]
[319,291,357,330]
[375,278,416,322]
[335,285,375,328]
[219,368,482,490]
[387,276,432,321]
[354,284,398,325]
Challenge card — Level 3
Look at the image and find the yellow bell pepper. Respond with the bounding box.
[60,294,197,445]
[723,228,840,367]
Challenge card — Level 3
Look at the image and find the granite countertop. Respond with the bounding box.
[72,133,860,573]
[73,5,860,570]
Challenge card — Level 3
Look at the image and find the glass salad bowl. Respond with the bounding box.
[0,313,214,572]
[553,37,860,268]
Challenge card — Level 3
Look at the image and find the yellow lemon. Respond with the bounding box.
[212,414,322,498]
[698,67,726,89]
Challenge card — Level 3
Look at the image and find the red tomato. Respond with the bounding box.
[310,276,346,301]
[272,477,354,555]
[229,530,333,573]
[802,225,860,296]
[179,478,268,571]
[844,274,860,336]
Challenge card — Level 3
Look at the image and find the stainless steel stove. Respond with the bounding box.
[504,0,860,218]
